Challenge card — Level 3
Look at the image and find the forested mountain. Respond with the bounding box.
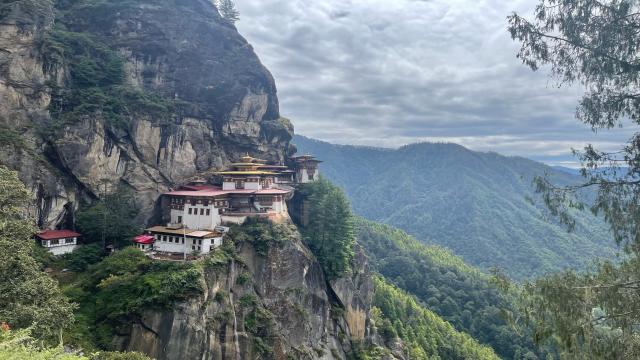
[357,218,551,359]
[294,135,617,280]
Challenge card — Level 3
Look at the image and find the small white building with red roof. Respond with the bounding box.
[36,230,81,255]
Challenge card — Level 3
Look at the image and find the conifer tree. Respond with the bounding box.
[508,1,640,357]
[216,0,239,24]
[299,178,355,280]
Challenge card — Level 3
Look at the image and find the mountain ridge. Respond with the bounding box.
[294,134,618,280]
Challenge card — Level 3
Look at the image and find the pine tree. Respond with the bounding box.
[299,178,355,280]
[216,0,239,24]
[508,1,640,357]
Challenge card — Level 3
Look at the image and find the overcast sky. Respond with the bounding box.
[235,0,631,166]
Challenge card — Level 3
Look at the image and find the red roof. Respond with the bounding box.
[133,235,155,244]
[36,230,81,240]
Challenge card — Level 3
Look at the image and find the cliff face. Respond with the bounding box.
[116,229,398,360]
[0,0,292,228]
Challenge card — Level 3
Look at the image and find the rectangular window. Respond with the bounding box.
[191,199,197,206]
[178,216,182,223]
[65,238,74,244]
[51,239,59,245]
[197,246,201,251]
[41,240,47,246]
[203,200,209,206]
[193,239,197,245]
[198,239,202,245]
[200,208,204,215]
[182,238,185,244]
[206,209,210,216]
[192,246,195,250]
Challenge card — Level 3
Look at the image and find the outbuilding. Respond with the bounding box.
[36,230,81,255]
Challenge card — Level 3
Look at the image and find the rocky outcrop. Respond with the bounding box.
[117,229,395,360]
[0,0,292,227]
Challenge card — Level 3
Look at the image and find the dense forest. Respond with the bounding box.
[356,218,551,359]
[371,277,499,360]
[294,135,616,280]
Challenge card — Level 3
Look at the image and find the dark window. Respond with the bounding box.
[192,246,195,250]
[203,200,209,206]
[188,208,192,215]
[178,216,182,223]
[200,208,204,215]
[191,199,197,206]
[198,239,202,245]
[51,239,59,245]
[206,209,210,216]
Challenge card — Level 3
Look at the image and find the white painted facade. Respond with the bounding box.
[296,167,319,183]
[135,243,153,251]
[40,237,79,255]
[170,204,221,230]
[254,197,287,213]
[152,233,222,254]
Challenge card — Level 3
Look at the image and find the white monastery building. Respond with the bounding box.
[36,230,81,255]
[134,154,321,256]
[292,155,322,183]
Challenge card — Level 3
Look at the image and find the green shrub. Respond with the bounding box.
[227,218,293,256]
[63,244,104,271]
[236,272,251,285]
[64,247,204,349]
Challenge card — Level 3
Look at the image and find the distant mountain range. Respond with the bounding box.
[294,135,619,280]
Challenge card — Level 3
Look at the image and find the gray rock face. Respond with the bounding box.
[0,0,292,227]
[118,231,389,360]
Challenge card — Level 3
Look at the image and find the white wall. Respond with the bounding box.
[221,215,247,225]
[171,204,221,230]
[48,244,79,256]
[41,237,78,256]
[152,233,221,254]
[244,181,260,190]
[153,233,189,253]
[254,198,287,214]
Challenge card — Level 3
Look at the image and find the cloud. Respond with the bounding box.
[235,0,633,165]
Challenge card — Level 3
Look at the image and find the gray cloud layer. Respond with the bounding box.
[235,0,631,166]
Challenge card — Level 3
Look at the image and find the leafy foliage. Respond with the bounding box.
[40,12,177,132]
[507,1,640,358]
[372,277,499,360]
[294,134,616,280]
[226,217,295,256]
[63,248,203,349]
[296,177,355,280]
[62,243,105,271]
[76,186,141,249]
[0,166,75,345]
[356,218,549,359]
[0,326,151,360]
[216,0,239,24]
